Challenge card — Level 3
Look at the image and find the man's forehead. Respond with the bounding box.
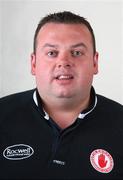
[36,23,93,52]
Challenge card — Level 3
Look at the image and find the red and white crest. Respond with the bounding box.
[90,149,114,173]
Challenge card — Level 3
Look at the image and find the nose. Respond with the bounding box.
[57,63,71,69]
[56,53,73,69]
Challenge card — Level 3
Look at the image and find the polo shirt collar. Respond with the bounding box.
[33,86,97,120]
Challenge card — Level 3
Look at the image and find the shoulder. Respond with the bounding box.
[96,94,123,113]
[0,89,35,109]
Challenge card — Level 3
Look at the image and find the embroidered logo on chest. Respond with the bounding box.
[90,149,114,173]
[3,144,34,160]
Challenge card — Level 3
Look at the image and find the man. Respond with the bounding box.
[0,11,123,179]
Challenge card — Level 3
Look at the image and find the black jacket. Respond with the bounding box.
[0,89,123,179]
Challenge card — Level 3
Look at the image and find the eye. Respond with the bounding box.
[71,50,83,57]
[47,51,58,57]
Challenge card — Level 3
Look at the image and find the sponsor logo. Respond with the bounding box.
[3,144,34,160]
[90,149,114,173]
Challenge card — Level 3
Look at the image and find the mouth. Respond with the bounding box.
[55,75,74,80]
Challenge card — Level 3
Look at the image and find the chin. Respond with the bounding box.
[52,88,75,98]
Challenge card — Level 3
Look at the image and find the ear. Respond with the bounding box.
[93,52,99,75]
[31,53,36,75]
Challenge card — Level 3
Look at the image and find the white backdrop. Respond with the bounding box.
[0,0,123,104]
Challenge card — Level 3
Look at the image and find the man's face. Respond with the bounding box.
[31,23,98,101]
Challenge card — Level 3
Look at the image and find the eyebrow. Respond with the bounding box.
[42,42,87,49]
[42,43,59,49]
[70,43,87,49]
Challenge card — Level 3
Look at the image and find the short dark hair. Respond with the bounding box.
[33,11,96,54]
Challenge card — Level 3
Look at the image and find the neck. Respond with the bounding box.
[42,95,91,129]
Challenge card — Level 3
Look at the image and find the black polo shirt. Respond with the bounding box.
[0,88,123,179]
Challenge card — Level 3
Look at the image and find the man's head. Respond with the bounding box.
[31,11,98,106]
[33,11,96,55]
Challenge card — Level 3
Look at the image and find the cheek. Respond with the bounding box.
[35,62,52,83]
[77,63,94,81]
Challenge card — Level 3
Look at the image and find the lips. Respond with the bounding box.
[55,75,74,80]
